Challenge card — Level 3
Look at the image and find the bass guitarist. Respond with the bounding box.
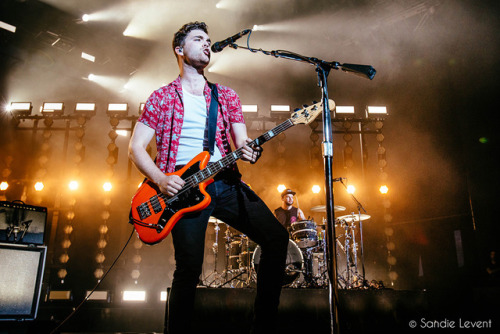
[128,21,289,334]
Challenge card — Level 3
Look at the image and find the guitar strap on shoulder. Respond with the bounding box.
[205,82,219,156]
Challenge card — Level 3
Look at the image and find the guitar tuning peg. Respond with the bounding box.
[294,108,301,112]
[312,100,318,104]
[302,104,309,108]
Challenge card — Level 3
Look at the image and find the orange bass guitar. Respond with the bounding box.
[129,100,334,244]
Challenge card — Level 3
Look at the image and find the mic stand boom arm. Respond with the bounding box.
[232,43,376,334]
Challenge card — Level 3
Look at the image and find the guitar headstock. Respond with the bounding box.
[290,99,335,125]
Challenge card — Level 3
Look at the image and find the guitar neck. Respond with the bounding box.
[192,118,295,182]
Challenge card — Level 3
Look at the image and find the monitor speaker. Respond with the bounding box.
[0,243,46,320]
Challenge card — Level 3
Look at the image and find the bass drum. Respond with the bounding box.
[252,239,303,286]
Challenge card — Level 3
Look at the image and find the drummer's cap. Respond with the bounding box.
[281,189,296,198]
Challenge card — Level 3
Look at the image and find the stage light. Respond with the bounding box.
[75,102,96,117]
[48,290,72,301]
[34,182,44,192]
[335,106,355,115]
[123,290,146,302]
[252,25,262,31]
[312,185,321,194]
[88,73,96,81]
[102,182,112,192]
[9,102,32,116]
[0,181,8,191]
[42,102,64,115]
[0,21,16,33]
[379,185,389,194]
[346,185,356,194]
[81,52,95,62]
[366,106,387,118]
[86,290,109,301]
[68,181,79,191]
[82,14,90,22]
[242,105,258,113]
[271,105,290,112]
[107,103,128,117]
[160,291,167,301]
[277,184,286,193]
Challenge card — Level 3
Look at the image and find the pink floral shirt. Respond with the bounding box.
[138,76,245,173]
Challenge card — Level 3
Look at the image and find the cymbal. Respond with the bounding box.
[310,205,346,212]
[337,214,371,222]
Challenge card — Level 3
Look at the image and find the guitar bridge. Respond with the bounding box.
[150,196,162,214]
[137,203,151,220]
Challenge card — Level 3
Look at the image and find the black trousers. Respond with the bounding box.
[165,177,289,334]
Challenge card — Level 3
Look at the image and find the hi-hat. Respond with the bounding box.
[337,214,371,222]
[311,205,346,212]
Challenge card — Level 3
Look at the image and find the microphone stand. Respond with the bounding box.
[232,42,376,334]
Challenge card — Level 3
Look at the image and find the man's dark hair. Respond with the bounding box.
[172,21,208,57]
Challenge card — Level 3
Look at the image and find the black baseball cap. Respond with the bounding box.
[281,189,296,198]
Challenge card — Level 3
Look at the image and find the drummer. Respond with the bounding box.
[274,189,307,236]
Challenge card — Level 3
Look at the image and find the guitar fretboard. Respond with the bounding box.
[162,118,295,204]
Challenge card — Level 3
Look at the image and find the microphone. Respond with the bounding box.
[333,177,346,182]
[211,29,251,53]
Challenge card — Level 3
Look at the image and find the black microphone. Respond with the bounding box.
[211,29,251,53]
[333,177,347,182]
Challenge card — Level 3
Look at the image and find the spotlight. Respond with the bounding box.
[335,106,355,116]
[379,185,389,194]
[9,102,32,117]
[312,185,321,194]
[160,291,167,302]
[103,182,112,192]
[85,290,109,302]
[88,73,96,81]
[82,14,90,22]
[48,290,72,301]
[242,105,258,113]
[0,181,8,191]
[107,103,128,117]
[0,20,16,33]
[68,181,79,191]
[34,182,44,192]
[277,184,286,193]
[346,185,356,194]
[366,106,387,119]
[122,290,146,302]
[75,102,96,117]
[41,102,64,115]
[271,105,290,112]
[81,52,95,62]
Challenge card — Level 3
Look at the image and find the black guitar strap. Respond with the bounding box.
[204,83,219,156]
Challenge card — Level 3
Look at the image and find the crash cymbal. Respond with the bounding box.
[337,214,371,222]
[311,205,346,212]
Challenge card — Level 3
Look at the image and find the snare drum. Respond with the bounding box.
[290,220,318,248]
[252,239,303,286]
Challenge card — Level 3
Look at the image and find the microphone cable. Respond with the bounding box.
[49,226,135,334]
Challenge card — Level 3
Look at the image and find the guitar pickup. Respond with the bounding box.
[137,203,152,220]
[150,196,162,214]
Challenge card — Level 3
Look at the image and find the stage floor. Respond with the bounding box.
[3,287,499,334]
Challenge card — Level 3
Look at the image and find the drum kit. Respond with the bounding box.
[202,206,371,289]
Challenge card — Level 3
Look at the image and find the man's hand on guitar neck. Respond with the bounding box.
[241,137,263,164]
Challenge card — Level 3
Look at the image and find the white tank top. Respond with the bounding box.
[176,89,223,165]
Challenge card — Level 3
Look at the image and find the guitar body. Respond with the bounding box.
[130,100,333,245]
[130,151,213,245]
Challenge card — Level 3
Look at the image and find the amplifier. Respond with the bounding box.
[0,201,47,245]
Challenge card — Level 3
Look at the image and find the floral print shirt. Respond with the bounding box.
[138,76,245,173]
